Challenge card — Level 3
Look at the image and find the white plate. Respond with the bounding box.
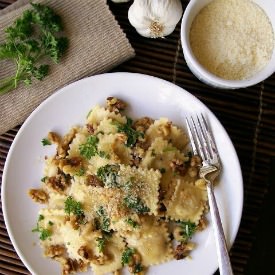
[1,72,243,275]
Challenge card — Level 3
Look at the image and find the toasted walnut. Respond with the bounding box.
[190,155,202,167]
[116,133,127,143]
[28,189,48,204]
[197,216,208,231]
[86,175,103,187]
[91,254,109,265]
[67,214,85,230]
[57,128,78,158]
[62,258,86,275]
[47,174,70,193]
[45,245,65,258]
[48,132,62,145]
[106,97,127,112]
[170,159,187,176]
[157,121,172,137]
[174,243,195,260]
[86,123,95,134]
[68,157,82,167]
[78,245,92,260]
[188,167,198,178]
[133,117,154,132]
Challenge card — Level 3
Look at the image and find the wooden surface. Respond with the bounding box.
[1,0,275,274]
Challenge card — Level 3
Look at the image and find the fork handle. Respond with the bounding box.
[206,181,234,275]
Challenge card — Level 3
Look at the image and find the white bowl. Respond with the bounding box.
[181,0,275,89]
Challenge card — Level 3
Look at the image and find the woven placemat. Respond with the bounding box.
[1,0,275,274]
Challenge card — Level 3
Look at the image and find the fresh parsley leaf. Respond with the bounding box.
[75,167,85,176]
[41,138,51,146]
[178,221,196,242]
[121,247,135,266]
[41,176,48,183]
[79,136,109,160]
[32,215,51,241]
[64,196,84,217]
[115,117,143,147]
[123,195,150,214]
[79,136,99,159]
[96,206,110,232]
[0,3,68,95]
[96,235,110,253]
[97,164,120,188]
[125,218,139,228]
[39,228,52,241]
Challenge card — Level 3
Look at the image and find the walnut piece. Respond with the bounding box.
[106,97,127,112]
[85,175,103,187]
[28,189,48,204]
[45,245,65,258]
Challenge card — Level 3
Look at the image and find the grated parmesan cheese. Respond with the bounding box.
[189,0,274,80]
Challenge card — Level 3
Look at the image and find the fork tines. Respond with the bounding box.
[185,114,218,163]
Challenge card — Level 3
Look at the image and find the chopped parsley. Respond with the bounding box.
[96,206,110,232]
[48,221,54,226]
[124,195,150,214]
[64,196,84,217]
[96,233,112,253]
[178,221,196,242]
[97,164,120,188]
[75,167,85,176]
[96,237,106,253]
[121,247,135,266]
[41,176,48,182]
[41,138,51,146]
[79,136,109,160]
[125,218,139,228]
[32,215,52,241]
[115,117,143,147]
[0,3,68,95]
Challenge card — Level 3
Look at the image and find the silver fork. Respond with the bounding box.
[186,114,234,275]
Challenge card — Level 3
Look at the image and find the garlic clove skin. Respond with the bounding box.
[111,0,130,2]
[128,0,183,38]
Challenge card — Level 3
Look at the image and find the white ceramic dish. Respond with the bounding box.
[181,0,275,89]
[1,72,243,275]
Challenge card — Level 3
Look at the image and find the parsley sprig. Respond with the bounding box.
[97,164,120,188]
[96,206,111,233]
[79,136,109,160]
[32,214,52,241]
[178,221,197,242]
[114,117,143,147]
[0,3,68,95]
[64,196,84,217]
[123,195,150,214]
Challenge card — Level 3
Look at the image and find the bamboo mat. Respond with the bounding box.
[1,0,275,274]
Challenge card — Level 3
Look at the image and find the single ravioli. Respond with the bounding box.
[123,216,173,267]
[166,178,207,223]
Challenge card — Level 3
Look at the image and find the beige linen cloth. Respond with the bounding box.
[0,0,135,135]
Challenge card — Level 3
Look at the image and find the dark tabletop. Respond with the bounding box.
[1,0,275,275]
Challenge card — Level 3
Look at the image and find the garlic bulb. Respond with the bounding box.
[111,0,130,3]
[128,0,183,38]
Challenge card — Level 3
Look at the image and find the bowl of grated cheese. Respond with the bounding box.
[181,0,275,89]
